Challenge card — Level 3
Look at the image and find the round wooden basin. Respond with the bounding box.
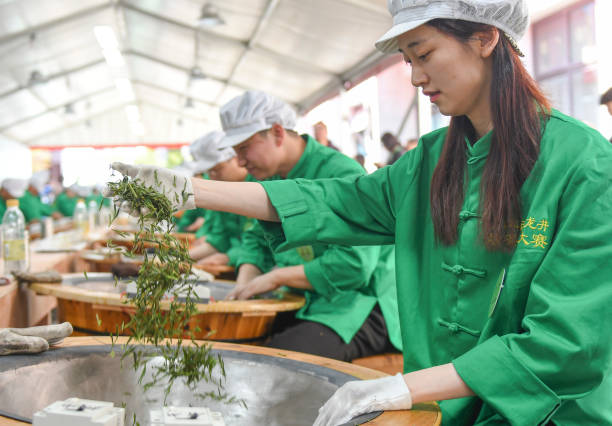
[80,250,235,279]
[30,273,304,343]
[0,337,441,425]
[100,230,196,253]
[79,249,125,273]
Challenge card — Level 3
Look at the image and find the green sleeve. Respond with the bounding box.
[18,193,41,222]
[304,244,381,299]
[86,194,107,208]
[0,200,6,224]
[195,222,207,239]
[453,154,612,424]
[259,169,403,251]
[224,218,255,266]
[235,221,275,273]
[200,211,238,253]
[256,146,425,250]
[40,201,55,217]
[53,193,77,217]
[176,208,207,232]
[226,244,243,266]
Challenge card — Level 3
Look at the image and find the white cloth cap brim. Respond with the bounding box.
[217,122,268,149]
[189,160,213,175]
[375,19,430,53]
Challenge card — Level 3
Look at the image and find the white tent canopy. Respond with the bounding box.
[0,0,390,147]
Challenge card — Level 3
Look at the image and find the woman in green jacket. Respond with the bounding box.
[105,0,611,423]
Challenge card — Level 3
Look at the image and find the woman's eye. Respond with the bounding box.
[418,52,430,61]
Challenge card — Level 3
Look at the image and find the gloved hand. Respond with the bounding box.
[0,322,73,355]
[313,373,412,426]
[103,162,195,215]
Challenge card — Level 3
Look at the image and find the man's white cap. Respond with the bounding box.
[30,170,50,194]
[375,0,529,56]
[189,130,236,174]
[94,182,106,193]
[218,90,297,149]
[71,184,91,198]
[1,178,29,198]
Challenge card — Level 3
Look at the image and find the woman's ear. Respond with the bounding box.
[474,28,500,58]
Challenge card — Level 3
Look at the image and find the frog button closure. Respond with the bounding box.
[459,210,478,221]
[441,262,486,278]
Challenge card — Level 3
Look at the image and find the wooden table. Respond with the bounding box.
[0,336,442,425]
[30,274,305,342]
[0,248,79,328]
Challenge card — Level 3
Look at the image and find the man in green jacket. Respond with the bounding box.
[0,179,29,223]
[18,171,55,223]
[53,185,79,217]
[218,90,402,361]
[187,130,254,267]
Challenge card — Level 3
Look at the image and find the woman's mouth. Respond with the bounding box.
[424,91,441,102]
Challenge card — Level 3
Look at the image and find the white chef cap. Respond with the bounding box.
[30,170,50,194]
[71,184,91,198]
[218,90,297,149]
[189,130,236,174]
[94,182,106,193]
[2,178,29,199]
[375,0,529,56]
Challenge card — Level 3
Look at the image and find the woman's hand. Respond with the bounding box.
[104,162,195,214]
[314,373,412,426]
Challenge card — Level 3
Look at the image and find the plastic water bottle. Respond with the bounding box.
[73,199,88,237]
[2,199,28,273]
[88,199,98,231]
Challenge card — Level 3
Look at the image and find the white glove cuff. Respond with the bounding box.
[373,373,413,411]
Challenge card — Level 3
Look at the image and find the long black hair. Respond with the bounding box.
[427,19,551,251]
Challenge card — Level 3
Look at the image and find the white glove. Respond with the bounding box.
[0,322,73,355]
[104,162,195,215]
[313,373,412,426]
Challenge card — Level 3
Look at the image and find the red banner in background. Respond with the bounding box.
[29,142,189,151]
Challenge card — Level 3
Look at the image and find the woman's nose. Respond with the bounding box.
[411,65,428,88]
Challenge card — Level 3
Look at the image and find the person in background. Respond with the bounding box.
[405,138,419,151]
[74,185,91,202]
[313,121,340,151]
[87,183,110,209]
[18,171,59,223]
[213,90,401,361]
[53,184,79,217]
[354,153,366,168]
[0,179,29,223]
[600,87,612,142]
[188,131,255,268]
[381,132,407,165]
